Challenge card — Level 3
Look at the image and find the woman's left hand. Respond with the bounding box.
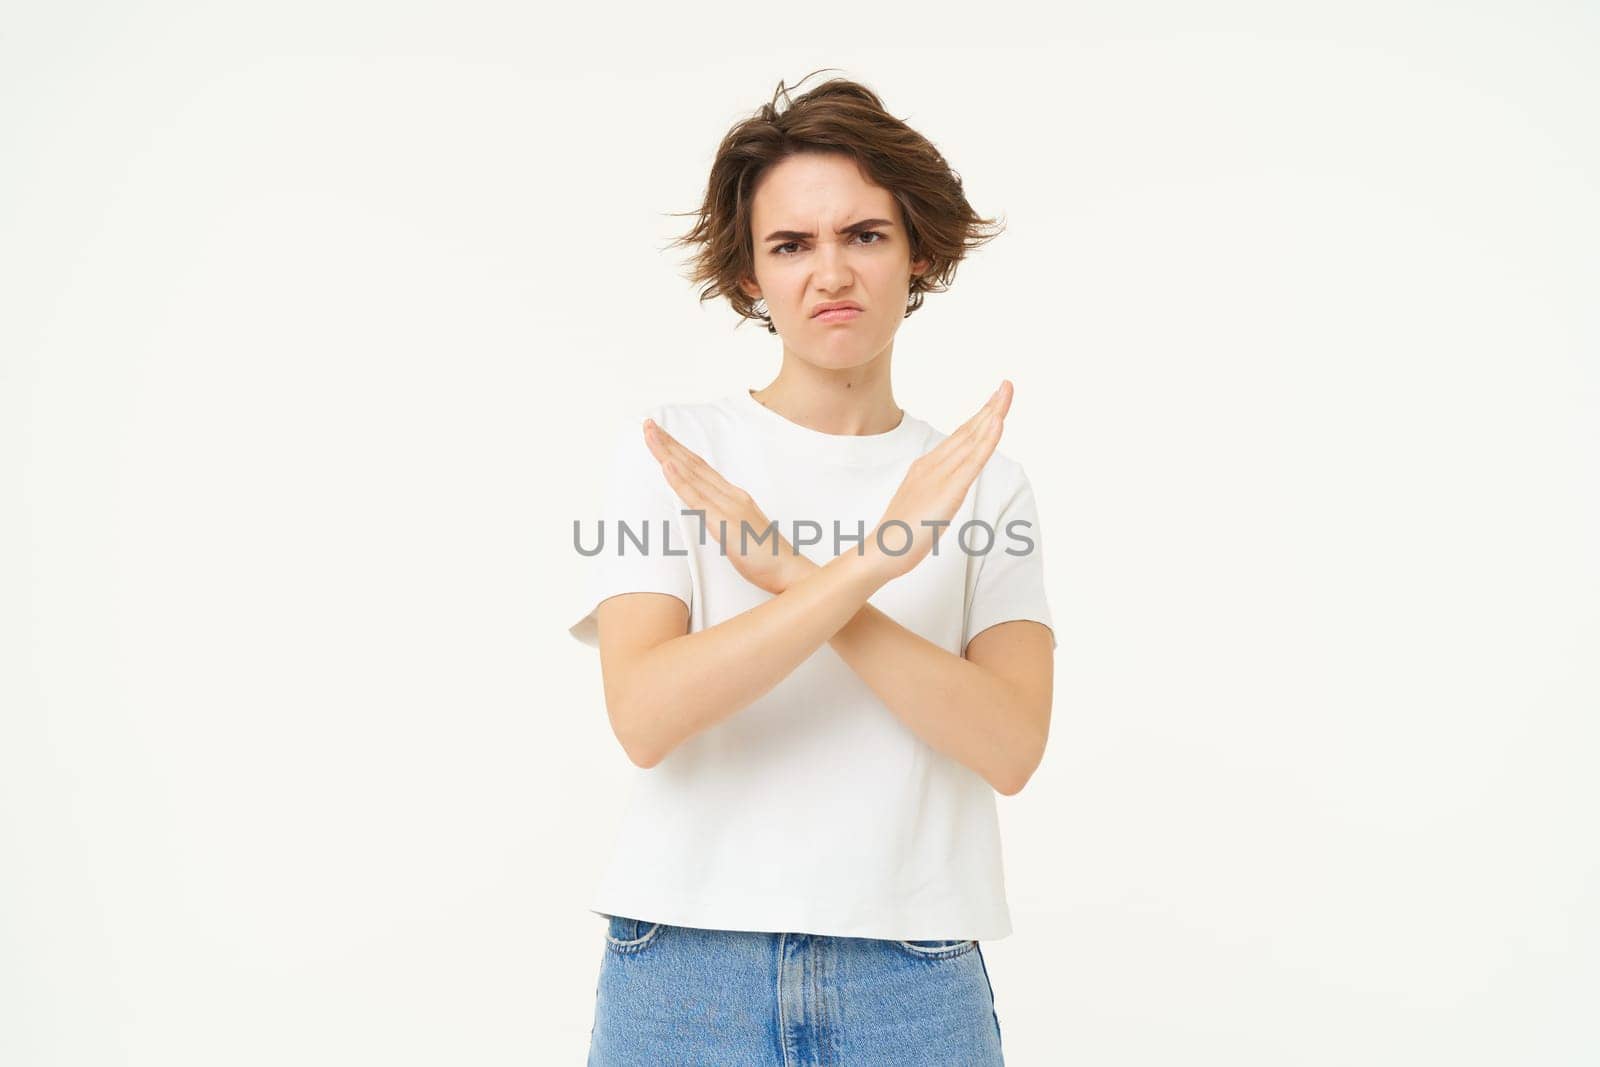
[642,419,813,596]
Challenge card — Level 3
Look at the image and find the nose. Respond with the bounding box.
[813,239,852,293]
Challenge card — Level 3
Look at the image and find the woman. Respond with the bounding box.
[568,72,1056,1065]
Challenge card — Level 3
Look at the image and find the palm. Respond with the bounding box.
[871,381,1013,581]
[641,420,808,596]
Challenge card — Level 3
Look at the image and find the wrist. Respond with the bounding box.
[844,540,900,591]
[781,544,894,595]
[780,551,820,594]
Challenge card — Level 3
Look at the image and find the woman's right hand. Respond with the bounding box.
[866,380,1014,583]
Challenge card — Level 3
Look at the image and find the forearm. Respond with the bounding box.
[616,548,888,767]
[765,555,1043,793]
[826,604,1043,794]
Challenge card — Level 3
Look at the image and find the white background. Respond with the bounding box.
[4,3,1596,1064]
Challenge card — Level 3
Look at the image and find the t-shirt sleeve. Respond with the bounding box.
[567,413,693,649]
[962,462,1057,656]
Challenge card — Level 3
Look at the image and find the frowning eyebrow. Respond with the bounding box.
[762,218,895,242]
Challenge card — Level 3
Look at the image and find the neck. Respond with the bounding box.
[752,352,902,436]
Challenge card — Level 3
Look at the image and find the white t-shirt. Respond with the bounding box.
[568,388,1056,941]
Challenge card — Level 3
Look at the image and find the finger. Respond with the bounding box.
[680,464,746,521]
[923,380,1012,464]
[930,394,1009,477]
[644,419,692,465]
[955,399,1007,481]
[645,420,701,465]
[642,422,678,476]
[652,444,750,538]
[648,430,744,510]
[940,388,992,441]
[645,423,714,494]
[647,421,734,490]
[657,458,706,512]
[960,380,1010,433]
[966,398,1008,479]
[645,425,691,493]
[966,381,1012,439]
[659,460,738,545]
[992,380,1014,421]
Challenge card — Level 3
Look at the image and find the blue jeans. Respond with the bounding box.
[588,914,1005,1065]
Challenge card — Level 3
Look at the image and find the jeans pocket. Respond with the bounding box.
[603,914,666,955]
[894,937,979,960]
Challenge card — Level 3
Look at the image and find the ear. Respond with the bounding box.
[738,276,762,300]
[910,255,931,278]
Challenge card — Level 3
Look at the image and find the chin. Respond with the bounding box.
[790,328,886,365]
[796,347,881,372]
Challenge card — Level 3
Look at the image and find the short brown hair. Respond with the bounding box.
[666,71,1005,334]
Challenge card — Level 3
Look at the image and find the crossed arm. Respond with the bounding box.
[593,381,1053,795]
[595,555,1053,794]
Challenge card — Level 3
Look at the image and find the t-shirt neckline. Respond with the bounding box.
[733,387,924,466]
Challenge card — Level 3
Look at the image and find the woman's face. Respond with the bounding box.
[740,152,929,371]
